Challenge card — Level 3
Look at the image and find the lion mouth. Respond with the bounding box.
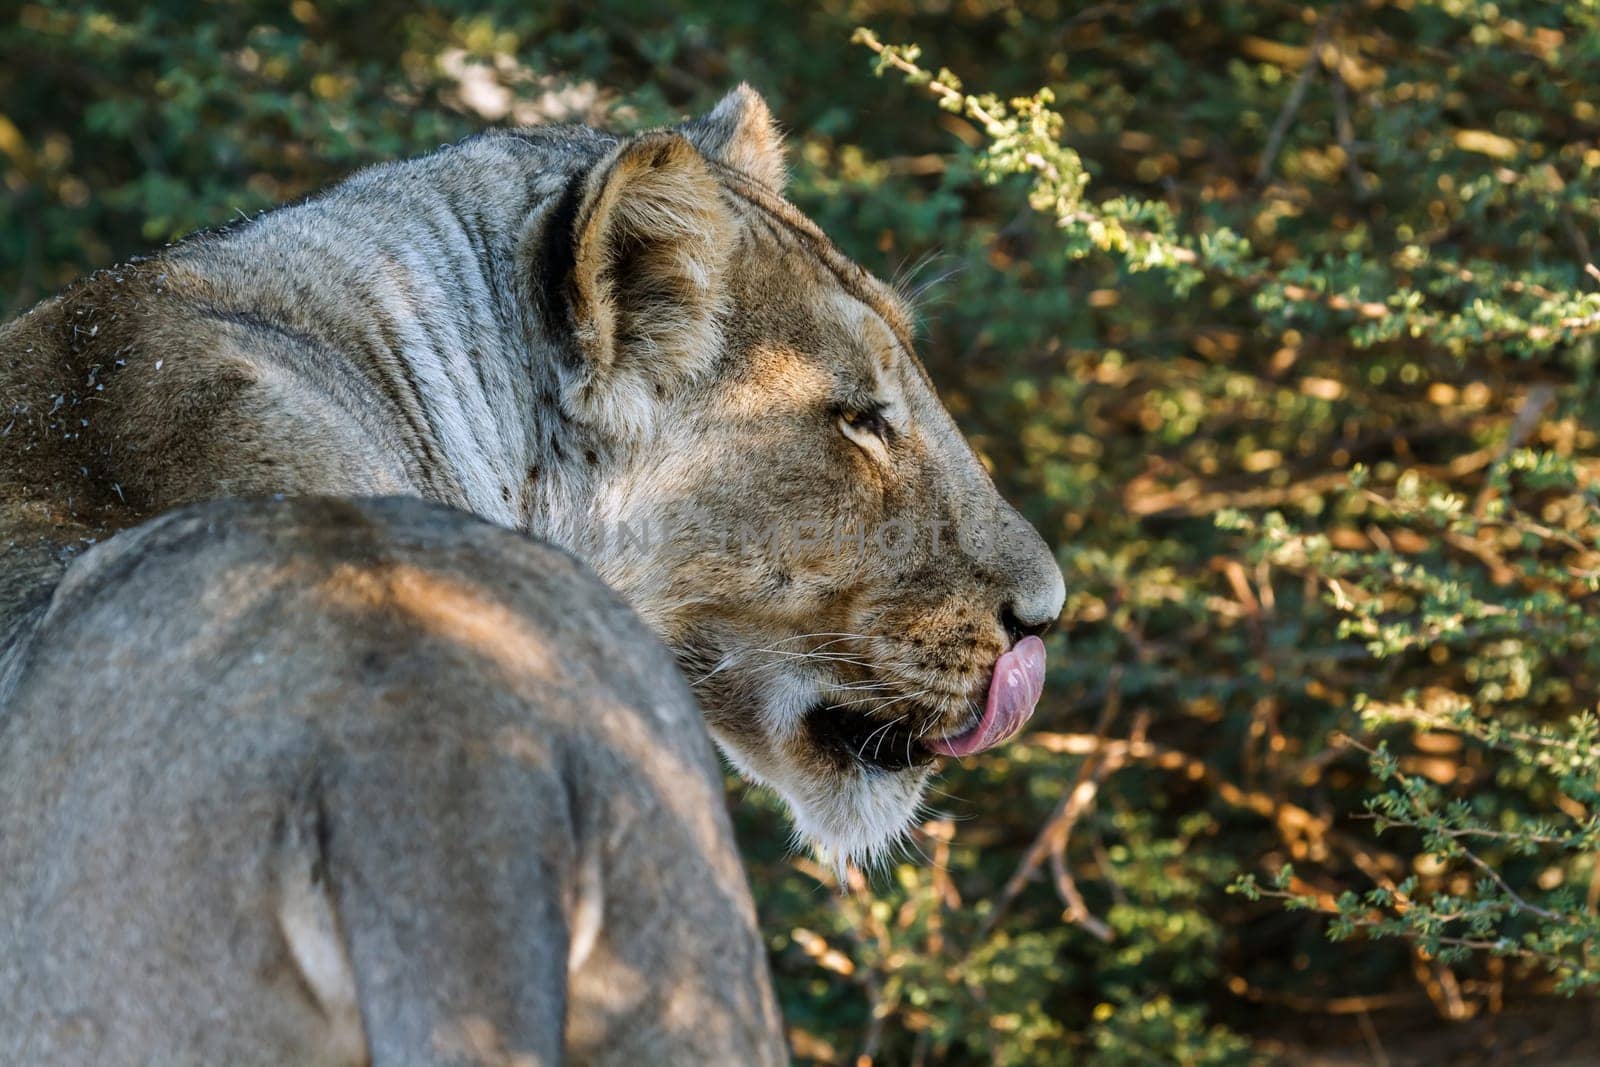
[803,635,1049,772]
[803,701,939,772]
[923,635,1047,757]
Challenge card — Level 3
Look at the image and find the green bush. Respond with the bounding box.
[4,1,1598,1061]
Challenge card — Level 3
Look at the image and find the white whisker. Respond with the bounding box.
[859,715,906,759]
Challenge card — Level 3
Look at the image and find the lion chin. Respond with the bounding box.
[715,719,934,875]
[691,667,938,874]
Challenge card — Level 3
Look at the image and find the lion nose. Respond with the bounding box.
[1000,566,1064,641]
[994,514,1066,646]
[1001,603,1053,644]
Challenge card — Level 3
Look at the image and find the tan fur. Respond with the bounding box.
[0,87,1064,1061]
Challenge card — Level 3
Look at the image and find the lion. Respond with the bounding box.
[2,495,786,1065]
[0,87,1064,1062]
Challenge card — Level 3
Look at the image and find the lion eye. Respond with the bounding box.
[838,404,889,460]
[839,406,888,439]
[837,404,891,458]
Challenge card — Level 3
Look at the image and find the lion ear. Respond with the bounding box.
[568,131,732,433]
[683,84,787,192]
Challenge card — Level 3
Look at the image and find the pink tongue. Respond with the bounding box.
[924,635,1047,758]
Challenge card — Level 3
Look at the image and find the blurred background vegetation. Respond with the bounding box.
[4,1,1599,1063]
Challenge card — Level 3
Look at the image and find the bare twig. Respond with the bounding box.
[1025,730,1333,856]
[1048,844,1113,942]
[1226,975,1425,1015]
[1458,847,1570,925]
[1047,708,1148,943]
[1472,383,1555,519]
[1446,264,1563,304]
[1327,37,1370,200]
[1413,950,1473,1020]
[1254,17,1331,189]
[1357,1009,1393,1067]
[977,671,1127,944]
[1564,217,1594,279]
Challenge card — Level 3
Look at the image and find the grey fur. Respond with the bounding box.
[0,496,784,1065]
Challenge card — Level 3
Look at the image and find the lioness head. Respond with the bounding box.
[534,87,1064,866]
